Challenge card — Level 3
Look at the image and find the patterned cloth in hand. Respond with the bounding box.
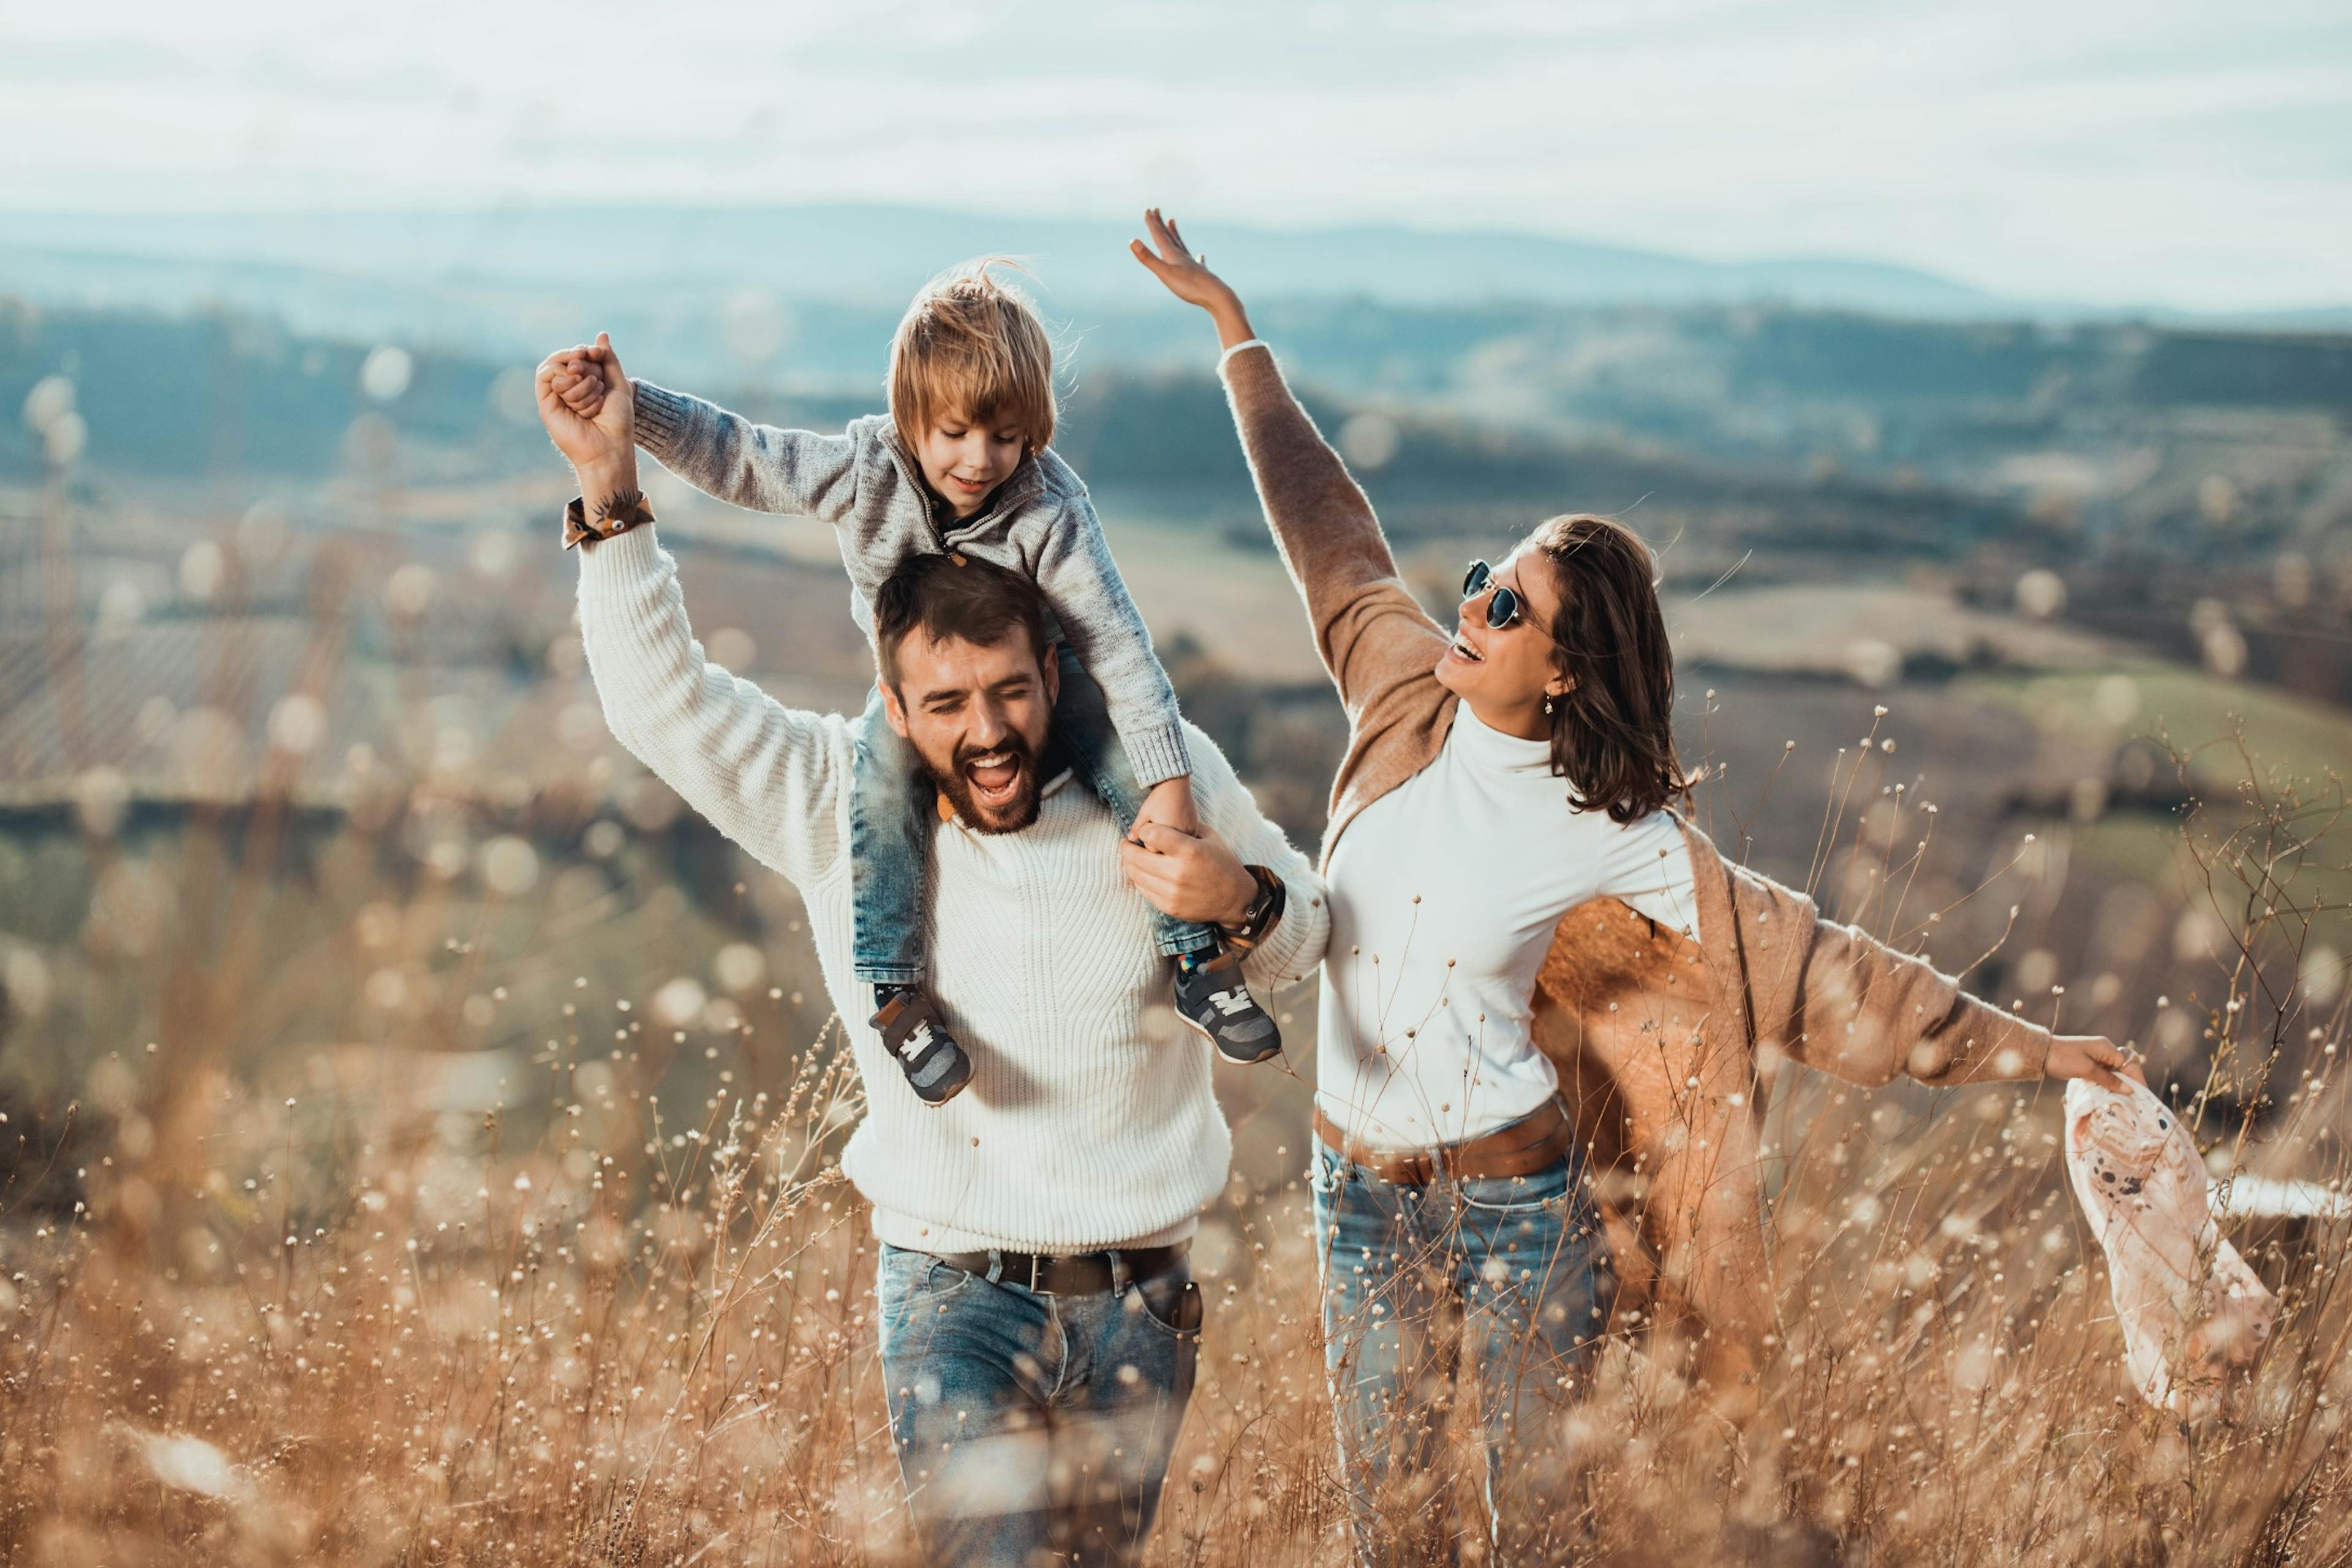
[2064,1077,2275,1419]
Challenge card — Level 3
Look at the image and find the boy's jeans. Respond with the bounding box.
[1311,1135,1616,1567]
[874,1242,1203,1567]
[851,646,1217,986]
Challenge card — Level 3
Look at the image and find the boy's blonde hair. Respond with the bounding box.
[888,259,1058,455]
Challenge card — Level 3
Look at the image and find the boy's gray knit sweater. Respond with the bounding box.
[633,380,1191,788]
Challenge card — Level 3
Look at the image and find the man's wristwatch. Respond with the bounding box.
[563,488,656,551]
[1219,864,1287,951]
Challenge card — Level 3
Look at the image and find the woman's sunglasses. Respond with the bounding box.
[1461,559,1526,630]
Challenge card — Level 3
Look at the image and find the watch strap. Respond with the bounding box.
[564,488,656,551]
[1223,864,1286,950]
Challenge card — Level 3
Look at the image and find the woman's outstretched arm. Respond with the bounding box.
[1131,209,1445,714]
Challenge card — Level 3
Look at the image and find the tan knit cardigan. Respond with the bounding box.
[1219,344,2055,1414]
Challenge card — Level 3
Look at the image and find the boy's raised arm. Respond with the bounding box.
[631,379,865,523]
[561,332,865,523]
[1028,467,1193,789]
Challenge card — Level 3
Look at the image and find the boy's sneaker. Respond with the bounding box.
[869,984,971,1107]
[1174,948,1282,1065]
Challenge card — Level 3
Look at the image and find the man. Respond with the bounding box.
[537,350,1329,1565]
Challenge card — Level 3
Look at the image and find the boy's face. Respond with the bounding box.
[915,408,1027,518]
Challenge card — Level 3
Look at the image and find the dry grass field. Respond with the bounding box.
[2,1035,2348,1566]
[4,459,2350,1564]
[2,723,2346,1568]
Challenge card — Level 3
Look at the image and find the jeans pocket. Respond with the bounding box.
[1127,1272,1204,1342]
[1308,1163,1336,1205]
[876,1248,974,1338]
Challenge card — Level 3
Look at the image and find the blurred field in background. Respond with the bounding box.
[2,217,2350,1562]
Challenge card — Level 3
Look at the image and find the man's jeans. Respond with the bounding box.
[875,1243,1204,1566]
[849,646,1218,986]
[1311,1140,1615,1566]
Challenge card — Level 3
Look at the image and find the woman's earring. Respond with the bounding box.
[1543,695,1557,716]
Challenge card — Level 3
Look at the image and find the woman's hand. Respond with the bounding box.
[1129,209,1254,349]
[535,331,638,507]
[1118,822,1259,929]
[2045,1035,2145,1093]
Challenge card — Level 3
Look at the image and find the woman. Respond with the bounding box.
[1130,211,2136,1566]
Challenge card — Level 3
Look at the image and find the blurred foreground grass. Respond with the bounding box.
[2,798,2349,1568]
[2,1031,2348,1565]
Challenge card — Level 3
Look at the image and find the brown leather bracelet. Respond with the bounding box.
[562,488,655,551]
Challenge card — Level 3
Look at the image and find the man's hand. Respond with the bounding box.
[1129,208,1254,350]
[2045,1035,2145,1093]
[534,331,637,508]
[1131,775,1203,842]
[1118,822,1257,929]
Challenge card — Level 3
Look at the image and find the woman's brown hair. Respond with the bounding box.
[1528,513,1690,823]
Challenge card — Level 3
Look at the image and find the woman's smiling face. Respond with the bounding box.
[1435,545,1568,736]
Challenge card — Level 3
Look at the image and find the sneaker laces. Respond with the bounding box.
[1207,989,1254,1017]
[897,1020,935,1061]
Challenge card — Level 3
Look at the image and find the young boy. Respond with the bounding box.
[546,263,1280,1104]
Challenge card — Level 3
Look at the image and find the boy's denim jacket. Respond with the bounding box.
[632,380,1190,787]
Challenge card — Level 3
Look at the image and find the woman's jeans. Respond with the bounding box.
[850,646,1217,986]
[875,1243,1204,1567]
[1311,1137,1616,1566]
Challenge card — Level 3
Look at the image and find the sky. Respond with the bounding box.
[6,0,2350,314]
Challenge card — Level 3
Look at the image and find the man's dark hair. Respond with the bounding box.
[872,552,1050,685]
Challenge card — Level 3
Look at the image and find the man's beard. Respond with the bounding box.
[929,728,1043,835]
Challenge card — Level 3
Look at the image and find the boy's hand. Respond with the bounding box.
[533,331,636,505]
[1131,775,1203,842]
[1129,208,1254,350]
[552,356,608,420]
[2045,1035,2145,1093]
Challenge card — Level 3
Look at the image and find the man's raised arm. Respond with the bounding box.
[540,343,850,890]
[574,528,849,890]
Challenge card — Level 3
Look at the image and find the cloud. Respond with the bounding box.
[2,0,2348,311]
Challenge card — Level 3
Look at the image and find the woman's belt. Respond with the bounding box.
[1312,1096,1573,1185]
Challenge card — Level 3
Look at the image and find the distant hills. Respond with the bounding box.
[1,203,2011,316]
[9,202,2333,402]
[13,205,2348,396]
[0,202,2060,391]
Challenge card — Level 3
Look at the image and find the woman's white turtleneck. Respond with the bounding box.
[1316,701,1698,1150]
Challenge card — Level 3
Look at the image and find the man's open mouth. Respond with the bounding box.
[962,748,1024,805]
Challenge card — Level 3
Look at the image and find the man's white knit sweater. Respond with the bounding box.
[576,526,1329,1254]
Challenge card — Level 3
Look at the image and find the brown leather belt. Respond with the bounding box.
[1313,1096,1574,1185]
[930,1240,1190,1297]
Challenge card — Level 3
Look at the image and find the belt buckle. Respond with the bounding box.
[1025,1253,1052,1295]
